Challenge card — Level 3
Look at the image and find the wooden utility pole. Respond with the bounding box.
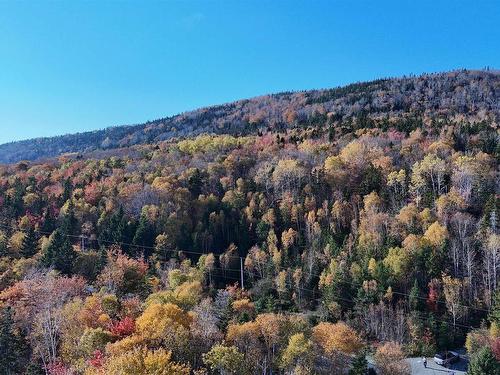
[240,257,244,290]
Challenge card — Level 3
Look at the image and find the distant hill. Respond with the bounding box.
[0,69,498,164]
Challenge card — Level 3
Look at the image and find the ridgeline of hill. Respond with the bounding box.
[0,69,498,164]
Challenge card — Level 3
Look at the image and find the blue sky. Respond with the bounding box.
[0,0,498,144]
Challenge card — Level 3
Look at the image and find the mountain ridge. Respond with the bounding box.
[1,69,498,164]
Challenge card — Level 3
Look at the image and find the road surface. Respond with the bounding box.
[407,355,468,375]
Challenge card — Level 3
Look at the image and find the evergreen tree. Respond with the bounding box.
[20,226,38,258]
[99,206,129,248]
[40,206,56,233]
[437,321,452,349]
[468,347,500,375]
[349,351,368,375]
[61,200,78,235]
[409,280,421,311]
[0,307,27,374]
[42,229,76,275]
[188,168,203,197]
[132,214,155,257]
[490,289,500,325]
[0,232,7,257]
[62,177,73,204]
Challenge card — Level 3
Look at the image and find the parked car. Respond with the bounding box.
[433,351,460,366]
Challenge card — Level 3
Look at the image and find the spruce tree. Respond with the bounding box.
[21,226,38,258]
[61,200,78,235]
[349,351,368,375]
[490,289,500,325]
[42,229,76,275]
[409,279,421,311]
[0,307,27,374]
[132,214,155,257]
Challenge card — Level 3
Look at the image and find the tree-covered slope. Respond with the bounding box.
[1,69,498,164]
[0,69,499,374]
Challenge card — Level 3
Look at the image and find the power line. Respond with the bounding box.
[0,221,482,331]
[0,221,492,314]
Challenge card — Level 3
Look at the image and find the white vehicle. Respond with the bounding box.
[433,351,460,366]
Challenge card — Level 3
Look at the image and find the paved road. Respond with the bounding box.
[407,356,468,375]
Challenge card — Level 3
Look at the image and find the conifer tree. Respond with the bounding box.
[21,226,38,258]
[42,229,76,274]
[349,351,368,375]
[0,307,27,374]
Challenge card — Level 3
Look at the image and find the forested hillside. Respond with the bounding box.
[0,70,499,374]
[0,69,498,164]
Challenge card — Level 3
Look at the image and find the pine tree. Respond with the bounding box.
[61,200,78,235]
[21,226,38,258]
[99,206,128,248]
[409,280,421,311]
[42,229,76,275]
[0,307,27,374]
[62,177,73,204]
[188,168,203,197]
[349,351,368,375]
[490,289,500,325]
[132,214,155,257]
[468,347,500,375]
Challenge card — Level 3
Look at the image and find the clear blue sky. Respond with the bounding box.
[0,0,498,144]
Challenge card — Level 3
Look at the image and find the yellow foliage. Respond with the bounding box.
[136,303,192,341]
[312,322,363,355]
[280,333,314,370]
[374,342,410,375]
[436,189,465,219]
[383,247,410,278]
[90,346,190,375]
[232,298,255,315]
[423,221,448,247]
[8,231,25,255]
[419,208,433,229]
[368,258,377,275]
[106,334,146,356]
[178,135,246,154]
[339,140,382,167]
[402,234,423,252]
[363,192,383,212]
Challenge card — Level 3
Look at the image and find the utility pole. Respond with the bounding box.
[240,257,244,290]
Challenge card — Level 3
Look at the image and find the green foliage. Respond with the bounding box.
[41,229,76,274]
[133,214,155,257]
[78,327,114,357]
[349,351,368,375]
[203,344,246,375]
[0,307,27,374]
[409,280,421,311]
[468,347,500,375]
[20,226,38,258]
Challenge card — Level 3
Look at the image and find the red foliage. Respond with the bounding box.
[89,350,105,368]
[84,182,101,205]
[24,211,42,227]
[109,316,136,337]
[47,360,73,375]
[426,280,440,312]
[492,338,500,361]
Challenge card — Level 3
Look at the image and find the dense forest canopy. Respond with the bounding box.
[0,69,498,164]
[0,69,499,374]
